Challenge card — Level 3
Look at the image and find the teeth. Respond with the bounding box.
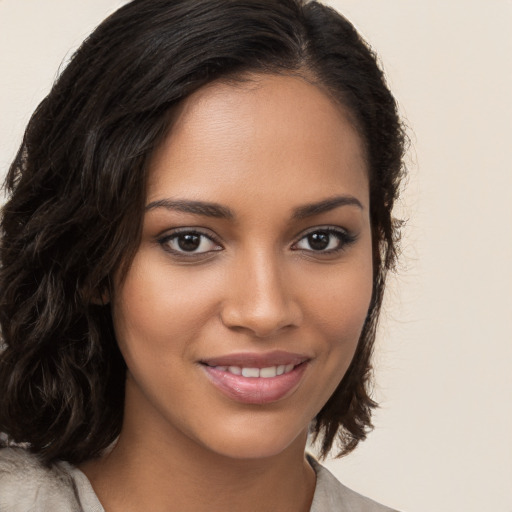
[228,366,241,375]
[213,364,297,378]
[260,366,277,378]
[241,367,259,378]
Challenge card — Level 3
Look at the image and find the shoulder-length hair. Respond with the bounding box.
[0,0,406,466]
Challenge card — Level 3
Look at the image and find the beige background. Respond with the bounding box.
[1,1,511,511]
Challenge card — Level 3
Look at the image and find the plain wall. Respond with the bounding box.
[1,1,511,511]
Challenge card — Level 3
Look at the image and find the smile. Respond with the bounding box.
[200,351,310,405]
[206,364,296,378]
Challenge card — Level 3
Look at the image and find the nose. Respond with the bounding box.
[219,250,303,338]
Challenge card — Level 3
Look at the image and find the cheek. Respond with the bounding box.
[333,273,372,340]
[112,254,218,349]
[300,250,374,403]
[306,257,373,344]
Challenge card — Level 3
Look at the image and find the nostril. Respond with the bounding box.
[219,306,300,338]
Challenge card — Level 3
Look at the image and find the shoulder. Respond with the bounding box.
[0,447,81,512]
[308,455,402,512]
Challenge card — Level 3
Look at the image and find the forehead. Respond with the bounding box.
[147,73,368,210]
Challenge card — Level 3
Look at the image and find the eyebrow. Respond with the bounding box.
[292,195,363,220]
[145,199,234,218]
[145,195,362,220]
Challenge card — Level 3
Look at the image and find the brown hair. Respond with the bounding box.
[0,0,406,465]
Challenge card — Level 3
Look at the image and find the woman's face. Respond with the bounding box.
[112,74,373,460]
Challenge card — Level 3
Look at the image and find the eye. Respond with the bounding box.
[293,227,356,254]
[158,230,222,256]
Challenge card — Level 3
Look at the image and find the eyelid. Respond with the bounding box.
[157,226,221,241]
[156,225,357,259]
[157,227,224,257]
[291,225,357,253]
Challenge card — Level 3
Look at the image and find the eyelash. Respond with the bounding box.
[157,226,357,259]
[292,227,357,255]
[157,228,222,258]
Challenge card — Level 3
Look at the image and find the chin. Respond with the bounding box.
[191,417,310,461]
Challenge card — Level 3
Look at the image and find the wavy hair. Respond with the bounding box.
[0,0,406,465]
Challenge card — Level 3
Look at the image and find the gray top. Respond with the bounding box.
[0,447,400,511]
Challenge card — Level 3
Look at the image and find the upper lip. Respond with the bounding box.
[200,350,310,368]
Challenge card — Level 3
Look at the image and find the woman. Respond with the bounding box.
[0,0,406,510]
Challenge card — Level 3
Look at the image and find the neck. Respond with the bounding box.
[80,387,316,512]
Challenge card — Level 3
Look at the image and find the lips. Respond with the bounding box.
[200,351,310,405]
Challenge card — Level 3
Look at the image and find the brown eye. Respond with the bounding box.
[307,232,330,251]
[160,231,222,255]
[177,233,201,251]
[293,227,356,253]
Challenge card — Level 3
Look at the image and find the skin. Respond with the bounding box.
[81,73,373,512]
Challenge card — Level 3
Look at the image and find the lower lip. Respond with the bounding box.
[201,363,308,405]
